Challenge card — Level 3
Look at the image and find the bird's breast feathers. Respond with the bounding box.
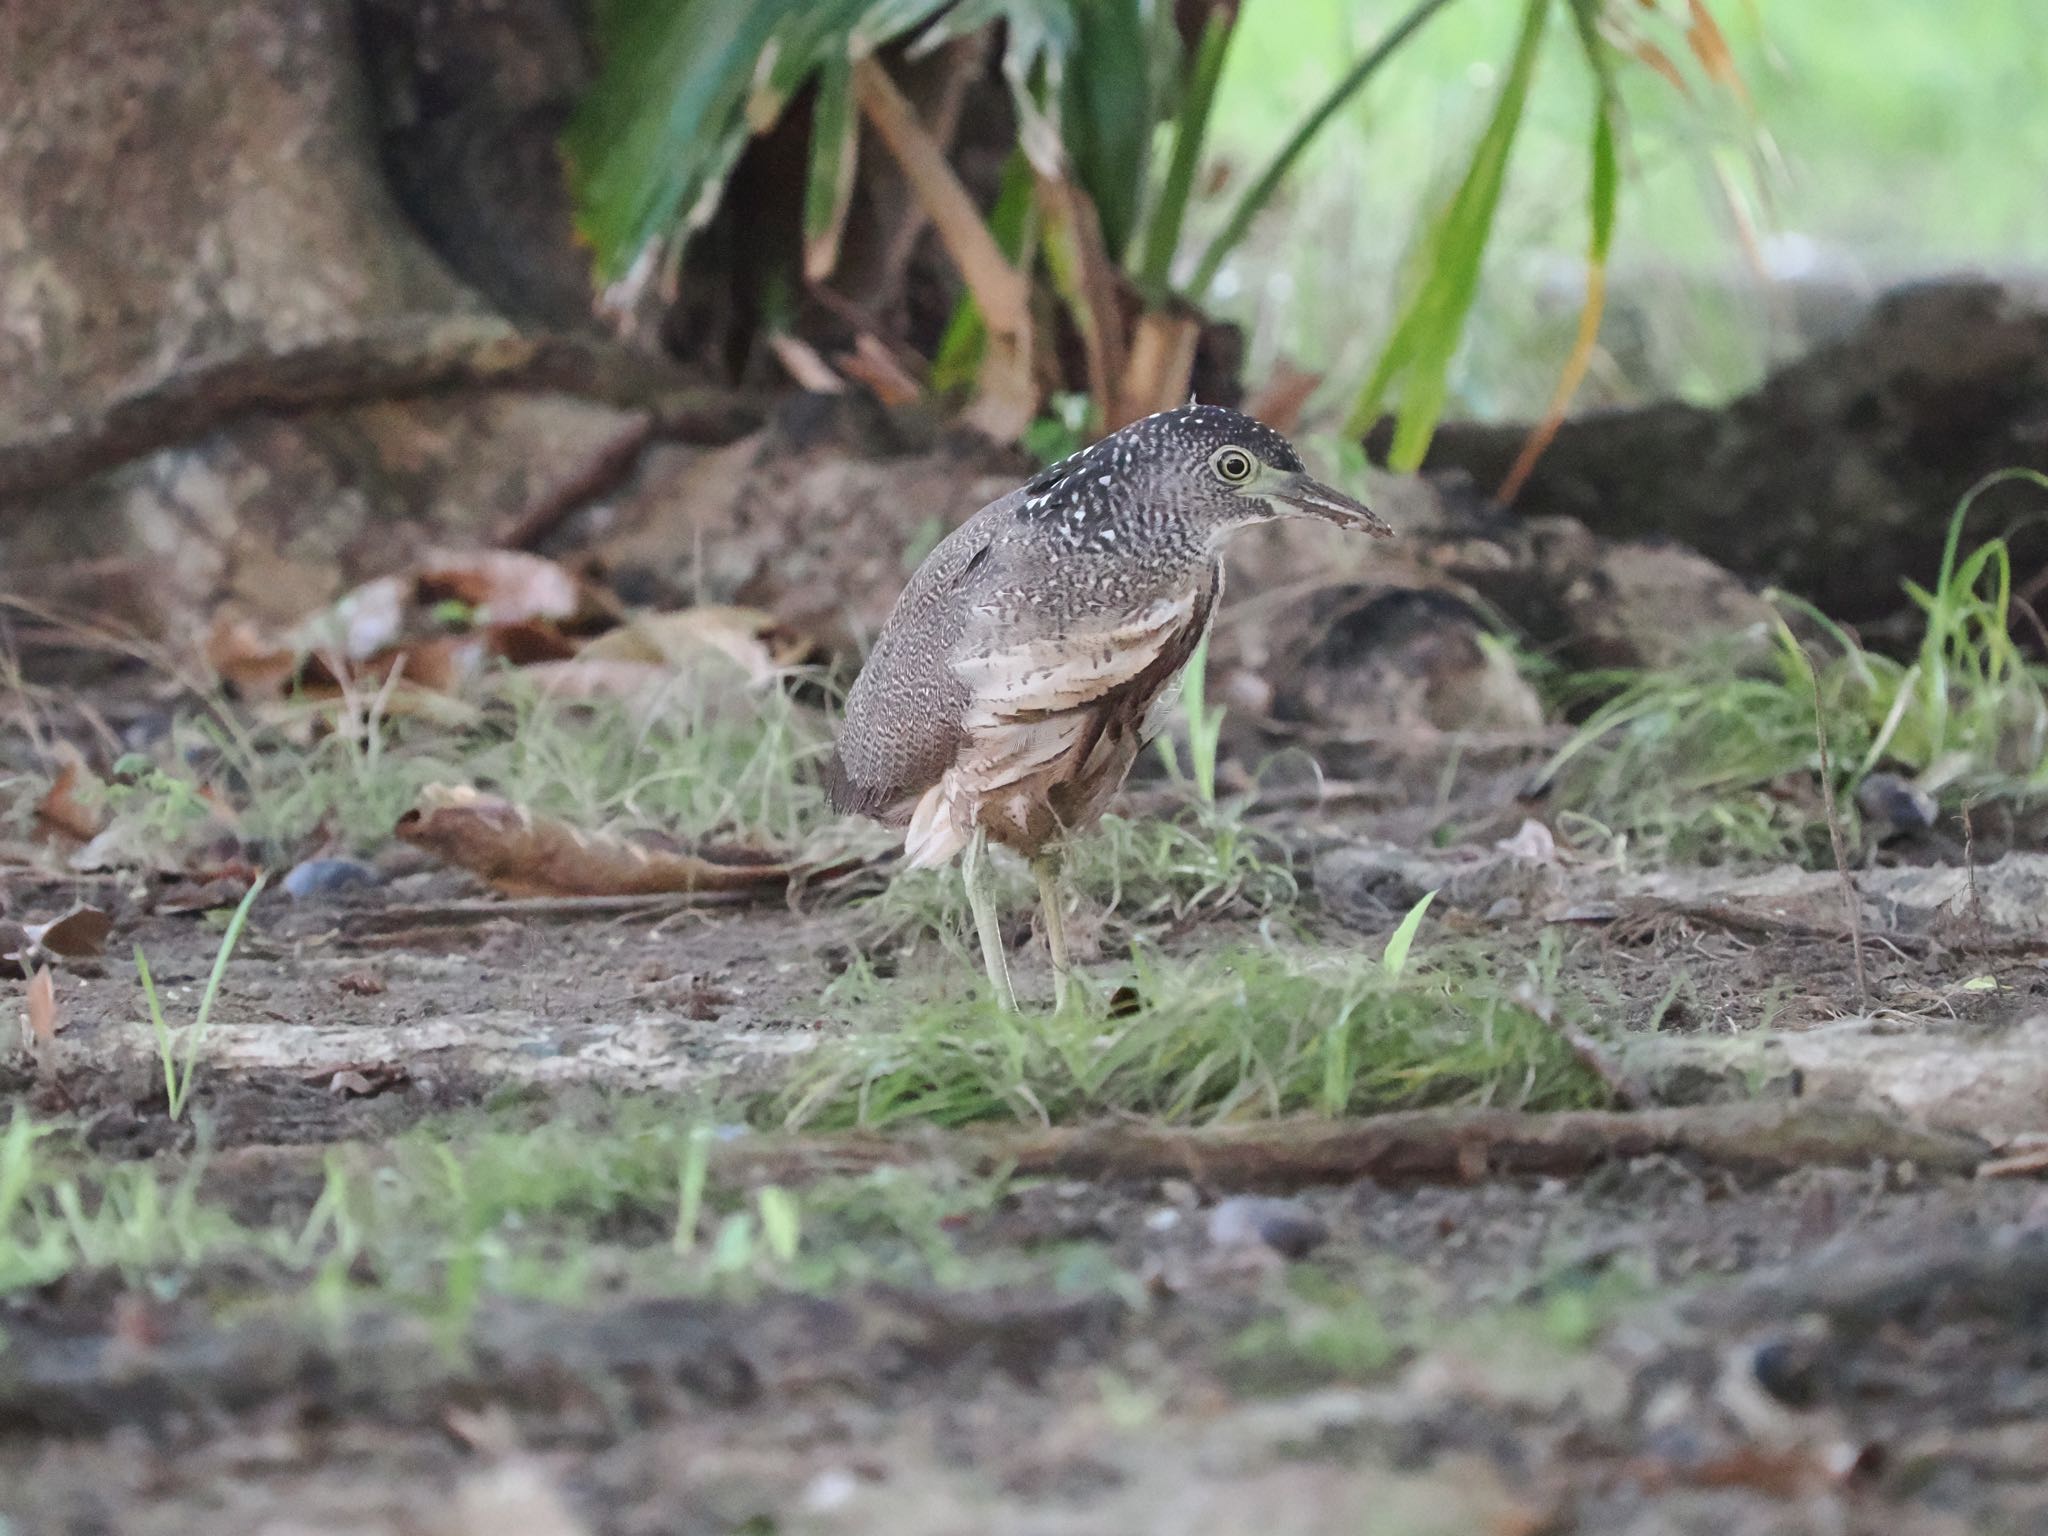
[950,592,1199,724]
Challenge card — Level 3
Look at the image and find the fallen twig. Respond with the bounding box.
[0,317,762,506]
[207,1103,1985,1208]
[1634,899,2048,961]
[719,1102,1983,1191]
[351,893,740,929]
[1621,900,1881,949]
[1975,1140,2048,1179]
[493,413,660,550]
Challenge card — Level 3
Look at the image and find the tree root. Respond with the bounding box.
[721,1102,1985,1191]
[0,316,763,507]
[191,1102,1987,1206]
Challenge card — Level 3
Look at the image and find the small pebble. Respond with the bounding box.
[283,857,382,901]
[1751,1333,1829,1410]
[1206,1195,1329,1260]
[1854,772,1939,840]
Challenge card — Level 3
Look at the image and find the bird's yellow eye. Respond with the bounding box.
[1212,447,1256,485]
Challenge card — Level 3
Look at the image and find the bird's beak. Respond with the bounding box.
[1265,471,1393,538]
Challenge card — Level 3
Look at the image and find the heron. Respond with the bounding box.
[827,404,1391,1010]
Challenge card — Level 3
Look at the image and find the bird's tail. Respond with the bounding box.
[901,779,971,869]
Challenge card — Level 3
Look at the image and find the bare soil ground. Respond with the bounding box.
[10,821,2048,1536]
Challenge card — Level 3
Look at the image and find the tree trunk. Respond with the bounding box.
[0,0,637,632]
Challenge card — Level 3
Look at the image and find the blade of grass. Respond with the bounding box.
[136,875,268,1120]
[1060,0,1153,259]
[1497,4,1620,502]
[1135,7,1234,300]
[136,947,178,1113]
[1180,628,1223,805]
[1380,890,1438,980]
[673,1123,713,1254]
[181,879,265,1106]
[801,52,861,282]
[1188,0,1459,302]
[1342,0,1551,459]
[757,1185,803,1263]
[565,0,797,281]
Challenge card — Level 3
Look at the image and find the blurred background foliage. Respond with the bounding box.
[564,0,1751,462]
[1203,0,2048,418]
[561,1,2043,467]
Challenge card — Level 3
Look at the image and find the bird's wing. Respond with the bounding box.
[888,584,1203,863]
[825,491,1023,822]
[952,590,1205,726]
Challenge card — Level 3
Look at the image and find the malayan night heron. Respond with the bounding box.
[826,404,1391,1010]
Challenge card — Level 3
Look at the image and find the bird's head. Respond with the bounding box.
[1087,404,1392,543]
[1016,403,1392,550]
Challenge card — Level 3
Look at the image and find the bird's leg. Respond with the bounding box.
[963,827,1018,1012]
[1033,850,1072,1013]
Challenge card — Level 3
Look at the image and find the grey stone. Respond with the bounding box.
[1207,1196,1329,1260]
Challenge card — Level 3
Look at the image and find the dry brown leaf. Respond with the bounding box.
[1978,1141,2048,1179]
[35,759,105,845]
[1623,1440,1873,1497]
[414,550,584,627]
[395,785,800,898]
[22,966,59,1062]
[519,607,815,718]
[443,1403,523,1457]
[292,574,409,662]
[156,865,261,914]
[205,612,302,694]
[579,606,812,680]
[516,657,677,710]
[24,904,113,960]
[486,618,581,667]
[208,552,599,699]
[344,636,492,697]
[2,901,116,974]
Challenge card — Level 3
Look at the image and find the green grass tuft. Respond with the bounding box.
[782,939,1605,1132]
[1544,475,2048,864]
[0,1099,1029,1322]
[53,668,841,864]
[137,874,268,1120]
